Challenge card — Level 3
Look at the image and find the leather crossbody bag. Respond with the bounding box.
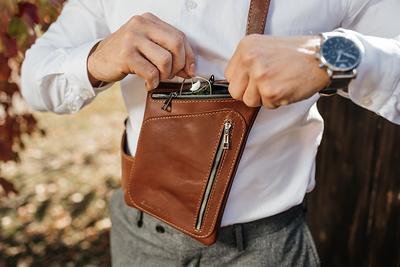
[121,0,271,246]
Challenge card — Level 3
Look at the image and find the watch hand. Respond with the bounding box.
[342,51,357,60]
[335,50,343,64]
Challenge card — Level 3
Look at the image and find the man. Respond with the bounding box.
[21,0,400,266]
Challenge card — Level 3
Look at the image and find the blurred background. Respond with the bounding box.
[0,1,399,267]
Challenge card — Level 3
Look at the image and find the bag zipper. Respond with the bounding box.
[157,92,232,111]
[151,89,232,111]
[195,120,232,231]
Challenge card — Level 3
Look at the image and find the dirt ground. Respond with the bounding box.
[1,85,127,266]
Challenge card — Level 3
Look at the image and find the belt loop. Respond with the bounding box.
[234,224,245,252]
[303,195,308,214]
[137,210,143,228]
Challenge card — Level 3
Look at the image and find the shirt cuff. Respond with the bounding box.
[58,39,113,113]
[328,29,400,123]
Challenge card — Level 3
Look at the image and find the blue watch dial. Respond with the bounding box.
[321,36,361,71]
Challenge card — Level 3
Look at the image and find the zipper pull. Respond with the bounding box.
[161,92,178,111]
[223,120,232,150]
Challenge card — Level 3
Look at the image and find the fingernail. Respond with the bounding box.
[280,100,289,106]
[189,63,196,77]
[152,78,160,89]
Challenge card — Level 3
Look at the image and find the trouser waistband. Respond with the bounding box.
[130,198,306,252]
[219,203,306,251]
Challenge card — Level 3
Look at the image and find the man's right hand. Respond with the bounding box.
[87,13,196,90]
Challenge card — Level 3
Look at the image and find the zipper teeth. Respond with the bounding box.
[195,121,231,231]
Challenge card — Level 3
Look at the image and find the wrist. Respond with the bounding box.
[87,41,107,87]
[316,32,363,95]
[301,36,331,90]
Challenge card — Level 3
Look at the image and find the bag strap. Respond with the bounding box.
[246,0,271,35]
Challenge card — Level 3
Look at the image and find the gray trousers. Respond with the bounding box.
[109,189,320,267]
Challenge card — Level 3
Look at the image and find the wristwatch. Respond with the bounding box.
[316,32,362,96]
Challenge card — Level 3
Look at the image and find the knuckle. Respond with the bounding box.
[159,52,172,69]
[172,33,185,50]
[129,15,146,26]
[122,32,135,45]
[119,45,132,59]
[242,49,260,66]
[254,68,271,82]
[262,87,281,100]
[243,96,259,107]
[147,67,159,81]
[141,12,153,18]
[176,32,186,43]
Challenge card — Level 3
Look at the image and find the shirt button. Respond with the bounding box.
[186,0,197,10]
[80,89,94,101]
[155,225,165,233]
[361,96,373,107]
[71,104,78,112]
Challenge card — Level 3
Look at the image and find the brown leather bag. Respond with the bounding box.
[121,0,271,246]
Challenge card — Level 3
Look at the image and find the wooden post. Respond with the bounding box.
[308,96,400,267]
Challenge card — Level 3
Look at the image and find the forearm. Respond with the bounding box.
[21,40,110,114]
[20,0,111,114]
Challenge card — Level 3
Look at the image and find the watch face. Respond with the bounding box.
[321,36,361,71]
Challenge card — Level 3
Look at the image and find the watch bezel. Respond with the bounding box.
[319,36,362,72]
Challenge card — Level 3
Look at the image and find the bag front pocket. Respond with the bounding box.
[126,109,246,237]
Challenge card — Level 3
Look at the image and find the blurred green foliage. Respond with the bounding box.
[0,0,64,170]
[0,1,120,266]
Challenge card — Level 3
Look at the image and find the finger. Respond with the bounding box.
[176,70,192,79]
[127,52,160,90]
[183,40,196,77]
[142,15,187,77]
[142,13,195,77]
[228,69,249,101]
[138,39,172,80]
[224,51,240,82]
[242,79,262,107]
[260,88,281,109]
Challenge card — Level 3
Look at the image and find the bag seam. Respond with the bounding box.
[126,110,246,239]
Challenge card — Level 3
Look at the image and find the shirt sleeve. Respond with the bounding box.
[329,0,400,124]
[21,0,112,114]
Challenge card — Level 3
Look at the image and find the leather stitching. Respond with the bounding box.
[260,0,270,34]
[127,110,246,238]
[247,0,255,34]
[150,99,237,104]
[199,117,246,236]
[192,122,226,230]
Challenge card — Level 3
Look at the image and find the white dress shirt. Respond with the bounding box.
[21,0,400,226]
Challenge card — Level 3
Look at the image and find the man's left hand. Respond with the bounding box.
[225,35,331,109]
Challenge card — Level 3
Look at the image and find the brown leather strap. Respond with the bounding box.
[246,0,271,35]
